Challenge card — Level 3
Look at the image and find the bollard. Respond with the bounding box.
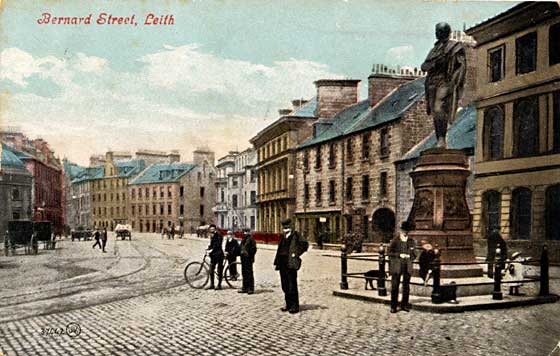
[340,244,349,290]
[431,245,442,304]
[492,247,503,300]
[377,244,387,297]
[539,244,549,296]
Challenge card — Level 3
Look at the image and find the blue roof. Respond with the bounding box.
[115,160,145,178]
[63,160,87,180]
[400,104,477,161]
[129,163,195,185]
[71,166,104,184]
[298,77,426,149]
[1,143,28,171]
[291,97,318,118]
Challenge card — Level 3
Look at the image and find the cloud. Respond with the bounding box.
[1,45,341,165]
[384,45,416,67]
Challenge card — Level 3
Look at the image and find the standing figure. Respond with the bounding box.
[225,231,240,280]
[206,224,224,290]
[101,227,108,253]
[239,233,257,294]
[273,219,309,314]
[388,221,417,313]
[486,230,508,278]
[504,252,528,296]
[92,229,101,249]
[421,22,467,148]
[170,223,176,239]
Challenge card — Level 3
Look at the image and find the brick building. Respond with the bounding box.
[466,2,560,260]
[296,66,430,245]
[0,143,33,241]
[128,150,216,233]
[213,148,257,231]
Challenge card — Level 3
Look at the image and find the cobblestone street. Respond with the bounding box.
[1,234,559,356]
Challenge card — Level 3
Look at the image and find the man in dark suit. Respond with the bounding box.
[388,221,417,313]
[207,224,224,290]
[274,219,309,314]
[101,227,108,253]
[92,229,101,249]
[225,231,240,280]
[239,233,257,294]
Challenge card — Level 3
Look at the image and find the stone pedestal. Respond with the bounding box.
[407,148,482,278]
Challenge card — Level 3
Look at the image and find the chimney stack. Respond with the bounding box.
[368,64,423,108]
[291,99,309,111]
[278,109,292,116]
[314,79,361,119]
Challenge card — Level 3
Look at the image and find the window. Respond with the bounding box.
[510,188,532,240]
[488,45,505,82]
[221,190,225,203]
[329,180,336,203]
[104,194,106,202]
[132,205,136,216]
[483,105,504,160]
[362,175,370,200]
[116,207,120,215]
[554,92,560,152]
[250,216,255,230]
[12,211,20,220]
[513,96,539,157]
[153,205,157,215]
[139,189,142,198]
[483,190,501,234]
[346,177,353,201]
[315,182,322,203]
[250,170,256,183]
[200,187,205,198]
[110,207,114,216]
[152,188,156,199]
[549,23,560,66]
[160,187,164,198]
[379,172,388,197]
[546,185,560,240]
[346,138,353,163]
[168,186,172,198]
[160,204,164,215]
[200,205,204,217]
[116,193,119,201]
[250,191,256,205]
[303,150,309,171]
[232,178,238,188]
[346,215,353,233]
[380,128,390,157]
[362,133,370,159]
[197,172,202,183]
[11,189,20,201]
[315,145,322,169]
[328,143,336,168]
[232,195,238,208]
[110,193,114,201]
[179,204,184,215]
[168,204,172,215]
[303,184,309,204]
[131,188,136,199]
[516,32,537,74]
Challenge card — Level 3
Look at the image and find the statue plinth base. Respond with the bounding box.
[407,148,482,278]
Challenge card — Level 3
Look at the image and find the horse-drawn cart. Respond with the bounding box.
[71,229,93,241]
[34,221,56,250]
[115,224,132,240]
[4,220,37,255]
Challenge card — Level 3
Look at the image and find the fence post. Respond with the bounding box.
[431,245,442,304]
[539,244,549,296]
[492,247,503,300]
[340,244,349,290]
[377,243,387,297]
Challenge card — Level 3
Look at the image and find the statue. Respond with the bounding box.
[421,22,467,148]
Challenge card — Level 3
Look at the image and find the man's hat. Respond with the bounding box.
[401,220,414,232]
[209,224,216,229]
[281,219,292,227]
[511,251,521,260]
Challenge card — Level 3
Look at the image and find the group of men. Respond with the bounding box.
[92,227,108,253]
[205,219,308,314]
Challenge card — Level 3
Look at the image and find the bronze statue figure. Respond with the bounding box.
[421,22,467,148]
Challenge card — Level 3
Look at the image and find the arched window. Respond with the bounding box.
[483,105,504,160]
[546,185,560,240]
[514,96,539,157]
[482,190,501,235]
[510,187,532,240]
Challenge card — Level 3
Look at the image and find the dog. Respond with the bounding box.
[364,270,388,290]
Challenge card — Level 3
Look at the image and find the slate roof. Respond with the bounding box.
[1,143,28,171]
[299,77,426,149]
[291,97,318,118]
[399,104,477,162]
[71,166,104,184]
[129,163,195,185]
[115,160,145,178]
[63,160,87,180]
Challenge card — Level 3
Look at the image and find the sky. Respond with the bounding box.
[0,0,519,166]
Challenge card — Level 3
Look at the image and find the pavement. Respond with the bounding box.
[1,233,560,356]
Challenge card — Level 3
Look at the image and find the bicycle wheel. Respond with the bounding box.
[184,262,209,289]
[224,262,243,289]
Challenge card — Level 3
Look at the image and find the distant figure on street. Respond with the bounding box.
[486,230,507,278]
[101,227,108,253]
[170,223,176,239]
[274,219,309,314]
[388,221,417,313]
[317,228,329,250]
[239,233,257,294]
[225,231,240,280]
[92,229,101,249]
[179,225,184,239]
[418,239,435,285]
[504,251,528,296]
[207,224,224,290]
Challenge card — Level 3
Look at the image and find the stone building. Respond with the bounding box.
[296,66,431,245]
[91,152,145,230]
[213,148,257,231]
[466,2,560,260]
[63,161,102,230]
[0,143,33,241]
[395,105,477,232]
[128,150,216,233]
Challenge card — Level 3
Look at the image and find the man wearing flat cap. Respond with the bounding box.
[388,220,417,313]
[273,218,309,314]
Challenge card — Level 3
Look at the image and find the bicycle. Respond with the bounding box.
[184,251,243,289]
